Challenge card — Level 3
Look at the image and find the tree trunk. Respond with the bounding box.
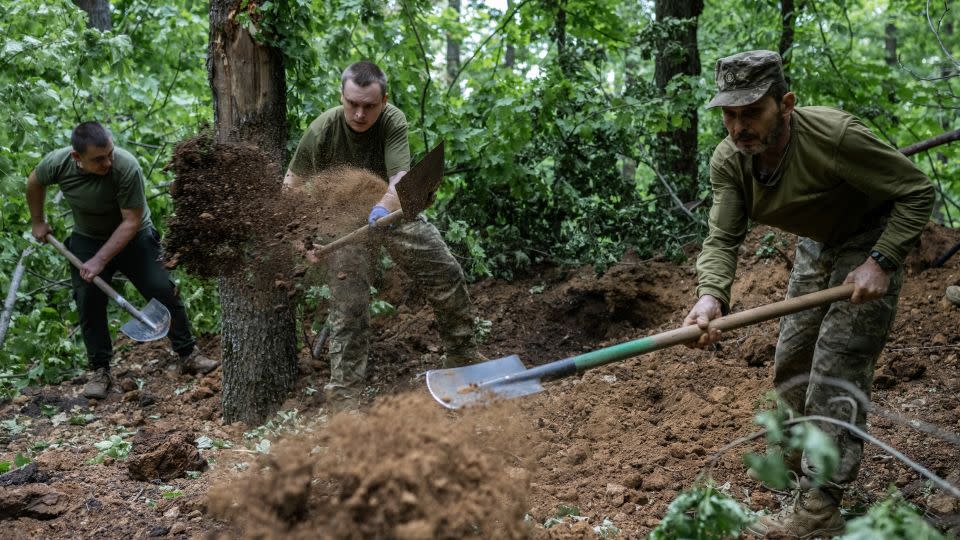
[446,0,460,83]
[884,21,897,67]
[72,0,111,31]
[505,0,516,68]
[779,0,800,71]
[653,0,703,199]
[208,0,297,425]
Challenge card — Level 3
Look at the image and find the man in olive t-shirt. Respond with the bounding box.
[285,61,482,408]
[682,51,933,537]
[26,122,218,400]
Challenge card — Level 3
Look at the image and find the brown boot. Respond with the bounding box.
[747,484,846,538]
[83,368,112,399]
[179,349,219,375]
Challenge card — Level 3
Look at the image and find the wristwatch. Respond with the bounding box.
[869,250,897,272]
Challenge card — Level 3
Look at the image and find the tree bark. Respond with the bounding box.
[653,0,703,200]
[884,21,897,67]
[446,0,460,83]
[72,0,111,31]
[505,0,516,68]
[208,0,297,425]
[779,0,800,70]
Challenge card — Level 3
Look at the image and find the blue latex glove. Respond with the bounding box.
[367,205,392,228]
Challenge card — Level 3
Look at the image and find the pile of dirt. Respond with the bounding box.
[208,393,535,539]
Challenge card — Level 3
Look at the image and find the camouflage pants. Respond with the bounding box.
[774,225,903,486]
[324,216,478,397]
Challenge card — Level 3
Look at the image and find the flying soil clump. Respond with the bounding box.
[164,134,388,282]
[207,393,536,539]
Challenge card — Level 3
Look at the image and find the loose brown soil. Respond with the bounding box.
[2,221,960,539]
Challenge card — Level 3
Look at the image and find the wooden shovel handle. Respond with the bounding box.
[45,233,151,325]
[312,209,403,258]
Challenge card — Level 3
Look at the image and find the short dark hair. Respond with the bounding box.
[341,61,387,97]
[764,79,790,104]
[71,122,112,153]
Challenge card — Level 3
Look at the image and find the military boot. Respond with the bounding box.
[747,483,846,538]
[83,368,112,399]
[179,349,220,375]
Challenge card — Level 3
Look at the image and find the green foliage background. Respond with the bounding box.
[2,0,959,393]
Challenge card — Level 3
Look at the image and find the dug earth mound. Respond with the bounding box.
[207,394,535,539]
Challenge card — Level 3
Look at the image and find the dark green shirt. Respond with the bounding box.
[35,146,153,240]
[697,106,934,308]
[287,103,410,181]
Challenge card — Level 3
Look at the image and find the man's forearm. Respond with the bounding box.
[93,220,140,266]
[26,173,47,224]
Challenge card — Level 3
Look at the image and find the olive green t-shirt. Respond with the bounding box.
[697,106,934,309]
[287,103,410,181]
[34,146,153,240]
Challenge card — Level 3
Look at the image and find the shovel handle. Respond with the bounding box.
[45,233,153,327]
[487,284,856,387]
[313,209,404,258]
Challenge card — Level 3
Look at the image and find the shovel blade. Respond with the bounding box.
[426,355,544,409]
[396,142,444,218]
[120,298,171,342]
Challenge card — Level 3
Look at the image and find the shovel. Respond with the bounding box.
[427,283,855,409]
[307,141,446,260]
[45,234,171,342]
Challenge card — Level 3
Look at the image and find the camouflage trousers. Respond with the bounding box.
[324,216,479,397]
[774,225,903,486]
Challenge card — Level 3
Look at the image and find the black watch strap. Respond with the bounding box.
[870,250,897,272]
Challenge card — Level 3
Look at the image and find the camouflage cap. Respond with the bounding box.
[706,50,786,109]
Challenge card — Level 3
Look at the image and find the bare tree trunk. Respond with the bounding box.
[779,0,800,72]
[72,0,111,31]
[505,0,516,68]
[208,0,297,425]
[884,21,897,67]
[446,0,460,83]
[0,247,35,349]
[653,0,703,200]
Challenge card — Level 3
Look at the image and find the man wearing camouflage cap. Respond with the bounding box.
[683,50,934,537]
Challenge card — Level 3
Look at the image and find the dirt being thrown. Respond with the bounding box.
[165,134,388,278]
[207,393,535,539]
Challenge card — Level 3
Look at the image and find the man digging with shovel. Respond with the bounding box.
[284,61,483,409]
[26,121,218,400]
[683,50,934,537]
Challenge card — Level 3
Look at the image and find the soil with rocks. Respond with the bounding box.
[1,223,959,539]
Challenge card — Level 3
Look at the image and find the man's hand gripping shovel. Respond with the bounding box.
[44,234,170,342]
[304,142,446,262]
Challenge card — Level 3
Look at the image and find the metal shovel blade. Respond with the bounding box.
[426,355,543,410]
[395,141,444,219]
[119,298,171,342]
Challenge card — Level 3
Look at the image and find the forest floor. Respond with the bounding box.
[2,223,960,539]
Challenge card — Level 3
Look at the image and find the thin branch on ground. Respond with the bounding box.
[705,414,960,498]
[776,374,960,447]
[0,246,36,347]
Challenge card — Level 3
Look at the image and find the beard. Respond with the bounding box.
[734,115,785,157]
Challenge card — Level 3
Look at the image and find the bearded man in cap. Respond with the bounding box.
[682,50,934,537]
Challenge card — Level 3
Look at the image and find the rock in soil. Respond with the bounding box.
[127,430,207,481]
[0,484,68,520]
[0,463,47,487]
